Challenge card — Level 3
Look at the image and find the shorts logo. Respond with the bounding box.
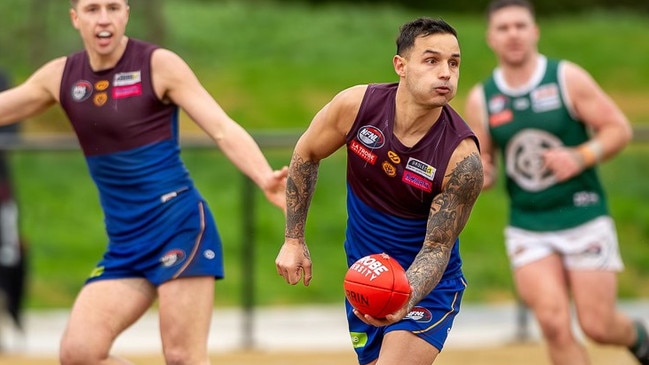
[350,331,368,349]
[89,265,105,278]
[406,157,436,180]
[357,126,385,149]
[406,306,432,322]
[382,161,397,177]
[402,171,432,193]
[203,249,216,260]
[71,80,93,102]
[349,140,377,165]
[161,249,186,267]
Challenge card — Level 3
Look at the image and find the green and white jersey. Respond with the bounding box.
[481,55,608,231]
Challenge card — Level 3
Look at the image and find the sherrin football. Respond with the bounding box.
[344,253,411,318]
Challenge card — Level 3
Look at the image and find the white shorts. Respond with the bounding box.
[505,216,624,271]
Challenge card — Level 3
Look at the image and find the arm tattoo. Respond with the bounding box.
[285,154,320,240]
[407,152,483,308]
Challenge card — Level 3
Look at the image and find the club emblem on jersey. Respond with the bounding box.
[357,126,385,149]
[505,128,562,191]
[95,80,110,91]
[387,151,401,164]
[71,80,93,102]
[382,161,397,177]
[94,92,108,107]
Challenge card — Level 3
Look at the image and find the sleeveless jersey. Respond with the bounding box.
[344,83,477,280]
[59,39,196,244]
[481,56,608,231]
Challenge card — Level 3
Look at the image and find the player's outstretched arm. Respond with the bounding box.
[151,48,288,211]
[275,85,365,286]
[0,58,64,127]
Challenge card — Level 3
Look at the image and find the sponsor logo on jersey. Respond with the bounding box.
[349,140,377,165]
[112,71,143,99]
[513,97,530,110]
[402,171,432,192]
[112,83,143,99]
[531,83,561,112]
[71,80,93,102]
[161,249,186,267]
[406,157,436,180]
[406,306,433,322]
[382,161,397,177]
[357,126,385,149]
[387,150,401,164]
[113,71,141,86]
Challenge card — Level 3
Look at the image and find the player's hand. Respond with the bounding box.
[543,147,583,182]
[263,166,288,213]
[353,305,410,327]
[275,239,312,286]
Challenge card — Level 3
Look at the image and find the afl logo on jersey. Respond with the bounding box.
[71,80,93,102]
[358,126,385,149]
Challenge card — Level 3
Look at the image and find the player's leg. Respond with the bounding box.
[513,254,589,365]
[372,330,439,365]
[570,270,636,346]
[157,276,214,365]
[59,278,156,365]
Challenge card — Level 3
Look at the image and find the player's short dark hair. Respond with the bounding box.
[486,0,536,20]
[396,17,457,56]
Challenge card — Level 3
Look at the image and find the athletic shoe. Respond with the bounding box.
[630,320,649,365]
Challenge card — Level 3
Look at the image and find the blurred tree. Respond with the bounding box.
[129,0,167,45]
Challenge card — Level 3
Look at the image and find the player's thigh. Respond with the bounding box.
[374,330,439,365]
[63,278,156,347]
[157,276,215,349]
[514,254,570,312]
[569,270,618,323]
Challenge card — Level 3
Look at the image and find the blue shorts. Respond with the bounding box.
[347,276,466,364]
[86,188,224,286]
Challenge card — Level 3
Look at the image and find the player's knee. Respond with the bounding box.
[163,346,208,365]
[59,339,105,365]
[580,320,610,344]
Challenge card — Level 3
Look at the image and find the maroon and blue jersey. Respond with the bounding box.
[59,39,223,284]
[344,83,476,280]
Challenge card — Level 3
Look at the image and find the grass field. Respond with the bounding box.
[0,2,647,309]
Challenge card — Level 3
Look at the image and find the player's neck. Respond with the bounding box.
[499,52,540,89]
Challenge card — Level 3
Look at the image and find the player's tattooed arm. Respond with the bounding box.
[406,150,483,309]
[285,153,320,242]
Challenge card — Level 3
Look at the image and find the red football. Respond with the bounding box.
[344,253,411,318]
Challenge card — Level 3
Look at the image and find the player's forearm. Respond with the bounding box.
[284,154,319,239]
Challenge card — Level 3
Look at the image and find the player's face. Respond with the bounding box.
[394,33,461,108]
[487,6,539,67]
[70,0,130,57]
